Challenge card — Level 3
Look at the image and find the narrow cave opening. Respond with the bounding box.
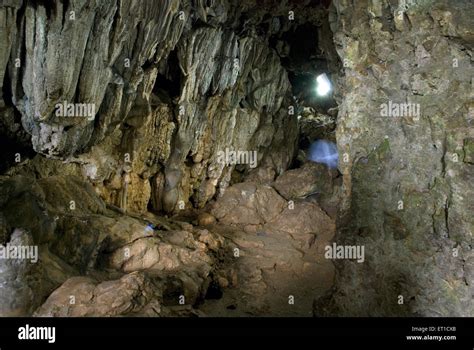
[195,3,345,316]
[152,49,182,103]
[272,16,341,170]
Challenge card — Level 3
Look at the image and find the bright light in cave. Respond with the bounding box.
[316,73,331,96]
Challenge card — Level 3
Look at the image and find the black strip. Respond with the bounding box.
[0,317,472,347]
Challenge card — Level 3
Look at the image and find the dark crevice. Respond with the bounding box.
[205,280,223,300]
[61,0,70,26]
[0,67,35,174]
[153,49,182,102]
[2,68,14,109]
[162,278,185,306]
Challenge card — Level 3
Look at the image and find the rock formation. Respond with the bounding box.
[314,0,474,317]
[0,0,472,317]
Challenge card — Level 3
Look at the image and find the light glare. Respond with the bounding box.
[316,73,331,96]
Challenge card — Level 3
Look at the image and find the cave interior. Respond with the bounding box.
[0,0,473,318]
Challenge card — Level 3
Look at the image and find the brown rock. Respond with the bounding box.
[273,162,332,200]
[34,272,160,317]
[211,182,287,225]
[197,212,216,226]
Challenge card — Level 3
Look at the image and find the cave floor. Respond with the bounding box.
[1,164,338,317]
[194,215,335,317]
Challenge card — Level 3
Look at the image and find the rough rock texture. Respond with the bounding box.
[0,0,340,318]
[202,180,335,316]
[211,182,287,225]
[273,161,342,217]
[314,0,474,316]
[1,165,335,317]
[0,175,224,316]
[0,0,305,215]
[2,0,471,318]
[0,230,41,316]
[34,272,162,317]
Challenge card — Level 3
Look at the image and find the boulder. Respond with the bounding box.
[34,272,161,317]
[211,182,287,225]
[273,162,333,200]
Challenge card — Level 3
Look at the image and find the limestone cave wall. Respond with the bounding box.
[315,0,474,316]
